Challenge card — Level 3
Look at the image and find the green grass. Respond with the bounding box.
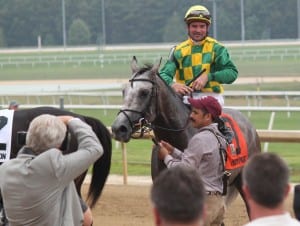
[1,59,299,79]
[234,59,300,77]
[69,108,300,181]
[225,82,300,91]
[0,44,300,80]
[0,64,132,80]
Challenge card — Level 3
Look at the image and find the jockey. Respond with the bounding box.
[160,5,238,106]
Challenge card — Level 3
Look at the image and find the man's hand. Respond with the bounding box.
[160,140,174,153]
[171,83,193,95]
[57,115,74,125]
[157,146,169,160]
[156,140,174,160]
[192,74,208,91]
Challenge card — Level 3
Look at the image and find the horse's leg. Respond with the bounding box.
[151,145,166,180]
[225,185,239,207]
[232,173,250,219]
[224,170,250,219]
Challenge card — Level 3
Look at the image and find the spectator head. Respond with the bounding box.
[150,166,205,226]
[8,100,19,110]
[26,114,67,154]
[242,152,290,208]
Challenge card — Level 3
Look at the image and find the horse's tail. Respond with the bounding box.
[84,116,112,208]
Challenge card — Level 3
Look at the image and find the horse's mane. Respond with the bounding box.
[135,63,183,101]
[135,63,153,75]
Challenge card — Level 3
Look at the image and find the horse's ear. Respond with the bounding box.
[131,56,139,74]
[151,57,162,75]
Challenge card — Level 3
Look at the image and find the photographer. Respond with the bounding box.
[0,114,103,226]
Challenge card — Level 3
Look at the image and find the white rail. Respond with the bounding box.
[4,104,300,112]
[1,90,300,105]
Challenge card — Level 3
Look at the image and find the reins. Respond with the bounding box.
[151,118,190,132]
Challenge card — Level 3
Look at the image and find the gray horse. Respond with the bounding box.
[111,56,261,217]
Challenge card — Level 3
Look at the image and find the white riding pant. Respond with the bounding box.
[183,92,224,107]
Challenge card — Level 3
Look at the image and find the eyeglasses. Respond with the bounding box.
[186,10,211,21]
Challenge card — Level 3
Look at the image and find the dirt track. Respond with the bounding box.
[81,181,296,226]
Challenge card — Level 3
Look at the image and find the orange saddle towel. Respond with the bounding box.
[221,113,248,170]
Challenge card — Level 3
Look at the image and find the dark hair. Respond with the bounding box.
[151,166,205,223]
[243,153,289,208]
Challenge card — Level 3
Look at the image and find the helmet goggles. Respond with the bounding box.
[185,10,211,24]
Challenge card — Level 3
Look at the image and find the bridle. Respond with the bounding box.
[117,71,190,138]
[117,73,157,138]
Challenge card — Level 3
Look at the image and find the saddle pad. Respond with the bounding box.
[221,113,248,170]
[0,109,14,163]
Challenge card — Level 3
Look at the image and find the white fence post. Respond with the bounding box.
[263,111,276,152]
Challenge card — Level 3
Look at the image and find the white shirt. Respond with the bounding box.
[243,213,300,226]
[183,92,224,106]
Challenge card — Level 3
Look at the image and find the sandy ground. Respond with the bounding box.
[81,176,297,226]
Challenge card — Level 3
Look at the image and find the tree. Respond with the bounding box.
[162,11,186,43]
[68,18,91,45]
[0,28,6,47]
[0,0,299,47]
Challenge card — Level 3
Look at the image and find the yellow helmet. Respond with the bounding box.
[184,5,211,25]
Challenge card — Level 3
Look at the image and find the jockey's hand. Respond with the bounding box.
[192,74,208,91]
[171,83,193,95]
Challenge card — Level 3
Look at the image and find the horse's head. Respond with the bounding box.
[111,56,162,142]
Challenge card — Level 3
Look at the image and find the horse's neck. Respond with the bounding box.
[155,83,189,127]
[153,81,194,149]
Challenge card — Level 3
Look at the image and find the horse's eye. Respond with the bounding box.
[139,89,149,99]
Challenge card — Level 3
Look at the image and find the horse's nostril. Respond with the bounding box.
[119,125,128,133]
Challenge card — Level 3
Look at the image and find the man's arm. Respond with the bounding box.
[208,45,238,84]
[159,60,177,86]
[48,118,103,182]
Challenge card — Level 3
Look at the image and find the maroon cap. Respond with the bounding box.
[188,96,222,119]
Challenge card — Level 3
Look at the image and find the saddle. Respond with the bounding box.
[220,113,248,170]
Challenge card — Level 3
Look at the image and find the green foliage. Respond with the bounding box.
[1,0,61,47]
[0,28,6,47]
[0,0,299,46]
[68,19,91,45]
[162,11,186,43]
